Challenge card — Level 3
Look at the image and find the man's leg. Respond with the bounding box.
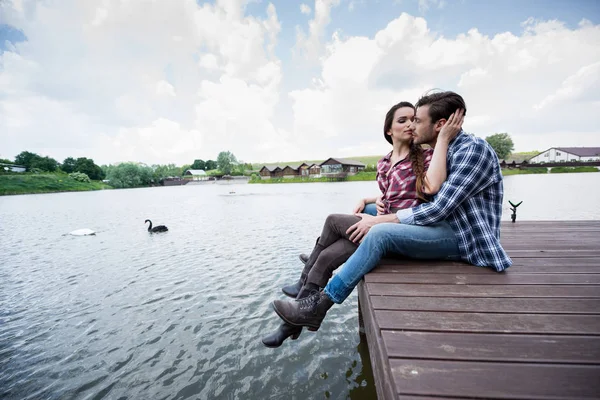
[273,221,460,330]
[326,221,460,303]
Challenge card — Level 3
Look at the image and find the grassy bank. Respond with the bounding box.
[501,167,548,176]
[550,166,599,173]
[0,174,112,195]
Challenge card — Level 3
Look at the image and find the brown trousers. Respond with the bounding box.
[306,214,362,288]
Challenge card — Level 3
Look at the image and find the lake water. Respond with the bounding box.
[1,172,599,400]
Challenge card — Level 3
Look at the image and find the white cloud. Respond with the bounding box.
[294,0,341,63]
[156,80,176,97]
[300,3,311,15]
[1,2,599,165]
[288,13,600,157]
[0,0,284,164]
[418,0,445,13]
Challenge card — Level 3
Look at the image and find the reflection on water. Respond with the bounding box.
[0,172,598,399]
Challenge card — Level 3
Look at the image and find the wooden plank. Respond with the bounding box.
[508,250,600,258]
[375,310,600,334]
[365,273,600,285]
[383,331,600,364]
[373,258,600,274]
[377,257,600,267]
[357,281,397,400]
[367,283,600,298]
[369,297,600,314]
[374,264,600,275]
[390,359,600,399]
[502,244,600,250]
[360,221,600,400]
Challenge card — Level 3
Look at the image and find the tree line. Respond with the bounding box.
[3,150,253,188]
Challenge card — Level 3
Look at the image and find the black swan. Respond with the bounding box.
[145,219,168,233]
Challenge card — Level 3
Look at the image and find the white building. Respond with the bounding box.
[184,169,208,180]
[529,147,600,164]
[0,163,26,172]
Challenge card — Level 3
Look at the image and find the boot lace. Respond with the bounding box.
[298,290,321,312]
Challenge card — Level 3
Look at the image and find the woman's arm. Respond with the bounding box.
[423,109,464,195]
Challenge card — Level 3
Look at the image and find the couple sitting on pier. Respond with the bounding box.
[262,90,512,348]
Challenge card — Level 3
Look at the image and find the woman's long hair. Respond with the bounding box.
[384,102,428,201]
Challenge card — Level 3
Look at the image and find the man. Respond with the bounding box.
[272,90,512,332]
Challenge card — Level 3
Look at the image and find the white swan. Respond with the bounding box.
[69,229,96,236]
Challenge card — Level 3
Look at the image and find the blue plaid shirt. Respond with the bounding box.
[397,131,512,272]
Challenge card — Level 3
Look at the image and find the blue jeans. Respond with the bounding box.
[324,221,461,303]
[363,203,377,216]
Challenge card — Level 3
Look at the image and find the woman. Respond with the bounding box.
[261,101,462,347]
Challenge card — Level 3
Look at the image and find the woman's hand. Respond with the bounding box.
[347,213,378,243]
[375,196,385,215]
[439,108,464,143]
[353,199,366,214]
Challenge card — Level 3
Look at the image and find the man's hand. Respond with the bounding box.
[347,213,378,243]
[353,199,366,214]
[375,196,385,215]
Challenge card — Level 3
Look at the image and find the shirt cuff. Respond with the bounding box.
[396,208,415,224]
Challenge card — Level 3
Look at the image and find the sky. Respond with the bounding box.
[1,0,599,166]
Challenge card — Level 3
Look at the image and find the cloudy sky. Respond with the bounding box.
[1,0,599,166]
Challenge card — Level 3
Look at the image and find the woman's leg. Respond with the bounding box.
[282,213,361,297]
[305,238,357,288]
[273,221,460,330]
[264,215,362,346]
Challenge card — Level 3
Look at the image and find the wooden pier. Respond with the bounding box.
[358,221,600,400]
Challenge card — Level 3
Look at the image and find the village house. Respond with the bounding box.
[259,165,283,179]
[319,157,365,176]
[258,158,364,179]
[281,163,309,178]
[307,163,321,177]
[529,147,600,164]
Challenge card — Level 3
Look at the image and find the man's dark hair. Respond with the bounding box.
[415,90,467,123]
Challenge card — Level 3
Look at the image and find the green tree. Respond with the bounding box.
[205,160,217,170]
[31,156,58,172]
[75,157,105,180]
[191,159,206,170]
[106,163,153,188]
[0,158,13,164]
[14,151,58,172]
[217,151,237,175]
[15,151,41,170]
[152,163,183,181]
[485,133,514,160]
[62,157,77,173]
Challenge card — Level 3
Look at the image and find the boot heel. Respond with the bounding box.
[307,326,319,332]
[291,331,302,340]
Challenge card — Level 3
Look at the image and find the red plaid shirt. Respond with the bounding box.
[376,148,433,213]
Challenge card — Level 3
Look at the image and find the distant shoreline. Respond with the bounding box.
[1,168,597,195]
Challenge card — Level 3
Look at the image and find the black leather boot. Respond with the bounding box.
[273,289,334,331]
[281,238,324,298]
[261,284,317,348]
[261,323,302,348]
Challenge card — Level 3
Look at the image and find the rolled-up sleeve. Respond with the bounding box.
[396,208,415,224]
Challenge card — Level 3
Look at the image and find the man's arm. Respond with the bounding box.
[398,142,498,225]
